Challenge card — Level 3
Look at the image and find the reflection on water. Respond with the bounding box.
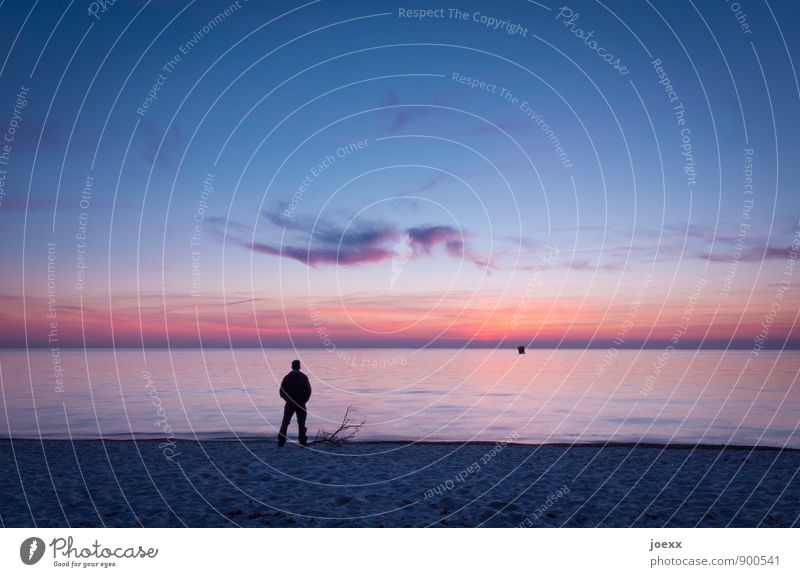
[1,349,798,447]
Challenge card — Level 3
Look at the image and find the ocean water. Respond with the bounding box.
[0,349,798,447]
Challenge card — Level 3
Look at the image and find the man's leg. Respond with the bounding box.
[296,404,308,446]
[278,403,295,447]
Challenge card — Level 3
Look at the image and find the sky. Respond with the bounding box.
[0,0,798,348]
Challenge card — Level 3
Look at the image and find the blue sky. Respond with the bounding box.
[0,0,798,347]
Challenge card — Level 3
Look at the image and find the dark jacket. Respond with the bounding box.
[280,370,312,405]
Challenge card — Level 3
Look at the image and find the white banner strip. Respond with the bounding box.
[1,528,797,576]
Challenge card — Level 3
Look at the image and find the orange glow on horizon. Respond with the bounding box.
[2,289,797,349]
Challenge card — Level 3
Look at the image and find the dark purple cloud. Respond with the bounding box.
[407,225,463,254]
[246,240,393,266]
[699,244,790,263]
[219,210,490,269]
[568,258,592,270]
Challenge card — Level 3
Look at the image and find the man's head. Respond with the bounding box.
[291,359,301,370]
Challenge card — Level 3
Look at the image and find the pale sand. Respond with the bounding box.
[0,440,797,527]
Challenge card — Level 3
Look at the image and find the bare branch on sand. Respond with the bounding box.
[309,406,365,445]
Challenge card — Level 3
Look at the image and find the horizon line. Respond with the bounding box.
[3,344,799,351]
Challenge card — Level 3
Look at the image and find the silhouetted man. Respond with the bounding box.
[278,359,312,447]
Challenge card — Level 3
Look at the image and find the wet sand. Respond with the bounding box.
[1,439,798,527]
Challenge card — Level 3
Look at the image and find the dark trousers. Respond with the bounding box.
[278,402,307,445]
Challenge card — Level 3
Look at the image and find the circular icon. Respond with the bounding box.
[19,537,45,565]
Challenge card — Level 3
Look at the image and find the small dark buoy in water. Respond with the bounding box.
[517,346,525,354]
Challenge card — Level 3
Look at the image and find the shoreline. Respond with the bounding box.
[1,437,798,452]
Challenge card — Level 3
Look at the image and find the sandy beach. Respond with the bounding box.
[1,439,797,528]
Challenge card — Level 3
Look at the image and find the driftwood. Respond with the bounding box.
[309,406,365,445]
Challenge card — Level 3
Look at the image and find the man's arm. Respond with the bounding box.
[279,375,288,400]
[303,374,312,402]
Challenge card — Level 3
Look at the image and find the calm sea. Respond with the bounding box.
[1,349,798,447]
